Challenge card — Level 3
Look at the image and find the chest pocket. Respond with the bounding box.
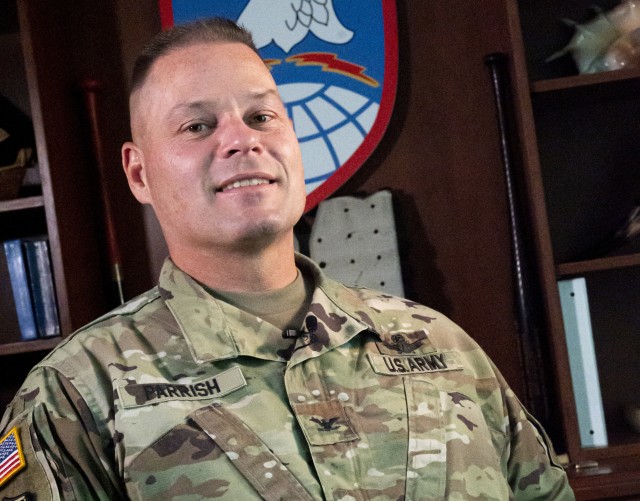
[404,377,509,501]
[126,404,315,501]
[404,378,446,500]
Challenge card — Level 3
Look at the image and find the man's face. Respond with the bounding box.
[123,42,306,255]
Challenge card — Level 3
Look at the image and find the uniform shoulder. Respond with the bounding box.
[1,287,165,433]
[345,284,443,319]
[344,285,482,350]
[35,287,163,369]
[77,286,161,331]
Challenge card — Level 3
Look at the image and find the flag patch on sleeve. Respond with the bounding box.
[0,427,26,487]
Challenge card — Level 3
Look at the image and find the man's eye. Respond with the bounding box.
[253,114,270,123]
[186,123,208,133]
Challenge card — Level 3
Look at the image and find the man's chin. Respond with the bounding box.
[230,220,292,253]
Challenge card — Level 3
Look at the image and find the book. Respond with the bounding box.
[23,237,60,337]
[0,244,23,341]
[2,239,37,341]
[558,277,608,448]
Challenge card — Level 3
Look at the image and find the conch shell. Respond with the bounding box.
[548,0,640,73]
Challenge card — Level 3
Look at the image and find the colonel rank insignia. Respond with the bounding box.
[0,428,26,487]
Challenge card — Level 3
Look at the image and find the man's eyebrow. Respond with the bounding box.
[166,89,282,119]
[166,100,212,119]
[247,89,281,101]
[165,90,282,119]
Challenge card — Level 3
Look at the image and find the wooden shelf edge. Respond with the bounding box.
[0,336,61,356]
[0,195,44,213]
[556,253,640,277]
[569,466,640,500]
[532,68,640,93]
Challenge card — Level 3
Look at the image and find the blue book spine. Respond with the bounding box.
[3,239,37,341]
[23,238,60,337]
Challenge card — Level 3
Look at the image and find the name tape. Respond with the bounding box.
[118,366,246,408]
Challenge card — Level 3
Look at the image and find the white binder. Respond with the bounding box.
[558,278,608,448]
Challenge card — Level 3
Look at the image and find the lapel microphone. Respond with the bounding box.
[283,315,318,340]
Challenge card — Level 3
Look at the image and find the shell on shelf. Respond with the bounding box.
[548,0,640,73]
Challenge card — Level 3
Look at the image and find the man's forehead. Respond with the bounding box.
[153,41,262,74]
[139,42,272,96]
[132,42,270,104]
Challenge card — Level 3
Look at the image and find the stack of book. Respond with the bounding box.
[1,236,60,341]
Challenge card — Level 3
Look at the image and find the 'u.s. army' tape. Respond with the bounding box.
[368,351,463,375]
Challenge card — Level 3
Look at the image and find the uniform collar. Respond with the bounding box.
[158,254,380,364]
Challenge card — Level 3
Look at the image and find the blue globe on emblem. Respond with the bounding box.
[279,83,380,194]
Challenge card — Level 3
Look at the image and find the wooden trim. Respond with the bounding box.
[0,337,60,356]
[0,195,43,213]
[569,462,640,500]
[532,69,640,93]
[16,0,71,335]
[557,253,640,277]
[504,0,583,460]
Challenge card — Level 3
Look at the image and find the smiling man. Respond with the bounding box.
[123,38,306,291]
[0,18,574,501]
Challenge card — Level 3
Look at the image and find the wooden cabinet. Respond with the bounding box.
[506,0,640,497]
[0,0,150,409]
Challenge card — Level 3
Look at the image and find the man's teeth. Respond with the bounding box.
[222,178,270,191]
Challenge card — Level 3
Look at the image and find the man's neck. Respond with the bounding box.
[169,237,298,292]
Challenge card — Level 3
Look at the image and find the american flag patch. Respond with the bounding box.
[0,427,26,487]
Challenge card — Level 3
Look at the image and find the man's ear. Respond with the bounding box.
[122,141,152,205]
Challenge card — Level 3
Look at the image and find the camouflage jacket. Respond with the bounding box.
[0,254,574,500]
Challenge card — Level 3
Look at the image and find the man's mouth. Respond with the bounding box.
[218,177,273,192]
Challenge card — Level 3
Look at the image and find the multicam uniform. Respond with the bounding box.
[0,254,574,500]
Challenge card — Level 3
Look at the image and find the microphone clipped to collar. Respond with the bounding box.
[283,315,318,343]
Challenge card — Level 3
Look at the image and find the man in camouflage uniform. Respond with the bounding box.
[0,18,574,500]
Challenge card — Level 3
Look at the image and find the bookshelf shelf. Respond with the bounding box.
[531,69,640,94]
[0,195,44,213]
[556,253,640,277]
[0,336,61,356]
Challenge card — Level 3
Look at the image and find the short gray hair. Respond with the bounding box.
[130,17,259,96]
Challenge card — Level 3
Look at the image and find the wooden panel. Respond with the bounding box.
[63,0,152,304]
[335,1,529,404]
[0,350,50,409]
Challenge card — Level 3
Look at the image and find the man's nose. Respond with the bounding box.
[217,117,263,158]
